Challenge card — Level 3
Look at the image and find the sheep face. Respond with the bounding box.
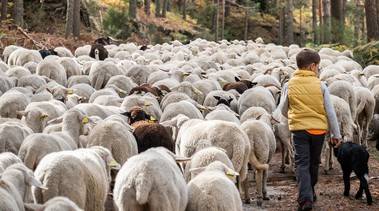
[214,96,233,107]
[121,107,155,125]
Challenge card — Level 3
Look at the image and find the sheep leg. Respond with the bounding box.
[241,177,251,204]
[280,141,286,173]
[328,144,334,170]
[262,169,270,200]
[342,169,351,196]
[323,143,330,174]
[256,169,263,206]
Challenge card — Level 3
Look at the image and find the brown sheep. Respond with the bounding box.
[121,107,174,153]
[223,77,257,94]
[129,84,171,100]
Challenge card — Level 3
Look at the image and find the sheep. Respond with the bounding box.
[6,66,31,82]
[241,119,275,205]
[89,44,108,60]
[2,45,20,63]
[125,65,152,85]
[84,119,138,165]
[183,146,234,182]
[33,147,118,211]
[105,75,137,97]
[205,108,240,125]
[363,65,379,79]
[171,81,205,103]
[186,161,242,211]
[354,87,375,147]
[17,74,47,92]
[328,80,357,121]
[70,83,95,103]
[367,74,379,90]
[121,94,162,120]
[0,121,34,154]
[58,57,81,78]
[178,120,250,191]
[0,90,30,118]
[24,196,83,211]
[0,163,46,211]
[333,142,372,205]
[0,75,16,94]
[19,100,67,132]
[67,75,91,87]
[75,45,91,57]
[203,90,238,115]
[160,91,193,110]
[160,100,204,122]
[89,61,124,90]
[0,152,22,173]
[36,59,67,86]
[8,48,43,66]
[92,95,123,106]
[238,86,276,115]
[113,147,188,211]
[89,87,120,103]
[54,47,74,57]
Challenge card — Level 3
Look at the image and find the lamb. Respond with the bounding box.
[19,100,67,132]
[33,147,118,211]
[238,86,276,115]
[186,161,242,211]
[89,61,124,90]
[24,196,83,211]
[84,119,138,165]
[0,152,22,173]
[122,107,175,153]
[36,59,67,86]
[0,90,30,118]
[113,147,188,211]
[178,120,250,191]
[183,146,234,182]
[241,119,275,205]
[0,121,34,154]
[160,100,204,122]
[354,87,375,147]
[0,163,46,211]
[333,142,372,205]
[328,80,357,121]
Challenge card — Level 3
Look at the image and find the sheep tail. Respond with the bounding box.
[135,174,152,205]
[250,151,269,171]
[94,73,105,90]
[356,100,365,119]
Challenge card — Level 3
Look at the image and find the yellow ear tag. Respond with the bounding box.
[40,114,48,120]
[66,89,74,95]
[148,116,157,123]
[226,169,236,178]
[82,116,89,124]
[108,159,120,168]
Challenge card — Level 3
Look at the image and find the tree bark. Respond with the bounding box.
[278,1,284,44]
[162,0,168,17]
[244,7,248,41]
[182,0,186,19]
[130,0,137,19]
[13,0,23,26]
[221,0,225,40]
[319,0,323,43]
[155,0,161,17]
[215,0,219,41]
[299,6,303,46]
[144,0,151,16]
[312,0,319,44]
[365,0,379,41]
[283,0,294,45]
[376,0,379,30]
[353,0,362,45]
[65,0,74,38]
[72,0,80,38]
[331,0,343,43]
[322,0,331,43]
[0,0,7,22]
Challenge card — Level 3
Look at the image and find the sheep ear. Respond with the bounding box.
[228,98,233,104]
[16,110,27,117]
[47,116,63,125]
[121,112,131,118]
[251,82,258,86]
[189,167,206,175]
[108,159,121,170]
[234,76,240,82]
[270,115,280,124]
[256,114,263,120]
[28,176,48,190]
[213,96,221,101]
[175,156,191,163]
[24,203,45,211]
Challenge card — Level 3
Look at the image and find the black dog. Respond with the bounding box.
[333,142,372,205]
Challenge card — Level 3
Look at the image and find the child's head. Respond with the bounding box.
[296,49,320,72]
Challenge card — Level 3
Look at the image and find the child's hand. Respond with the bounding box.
[330,138,341,147]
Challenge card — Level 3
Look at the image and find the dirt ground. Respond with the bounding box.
[243,140,379,211]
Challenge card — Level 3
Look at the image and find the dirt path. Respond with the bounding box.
[243,141,379,211]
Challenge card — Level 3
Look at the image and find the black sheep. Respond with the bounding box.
[89,44,108,61]
[333,142,372,205]
[94,37,112,45]
[39,49,58,59]
[121,107,174,153]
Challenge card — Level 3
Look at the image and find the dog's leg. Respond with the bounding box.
[362,174,373,205]
[355,175,364,199]
[343,169,352,196]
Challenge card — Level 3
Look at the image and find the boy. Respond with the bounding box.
[280,49,342,211]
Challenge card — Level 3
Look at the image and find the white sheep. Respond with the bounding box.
[67,75,91,87]
[0,121,34,154]
[58,57,81,78]
[113,147,188,211]
[54,47,74,57]
[238,86,276,115]
[0,152,22,173]
[36,59,67,86]
[354,87,375,147]
[24,196,83,211]
[186,161,242,211]
[18,74,47,92]
[0,90,30,118]
[89,61,124,90]
[8,48,42,66]
[160,100,204,122]
[328,80,357,121]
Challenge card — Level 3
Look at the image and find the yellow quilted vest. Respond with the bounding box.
[287,69,328,131]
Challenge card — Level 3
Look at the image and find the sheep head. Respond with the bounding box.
[121,106,156,125]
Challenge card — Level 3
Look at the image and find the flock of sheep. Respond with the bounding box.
[0,37,378,211]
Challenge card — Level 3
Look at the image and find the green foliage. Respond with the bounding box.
[103,7,133,39]
[353,41,379,67]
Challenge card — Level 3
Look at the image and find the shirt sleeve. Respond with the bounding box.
[279,83,289,118]
[321,83,342,139]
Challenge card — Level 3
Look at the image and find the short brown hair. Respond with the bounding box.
[296,49,320,69]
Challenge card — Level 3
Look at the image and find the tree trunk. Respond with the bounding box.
[182,0,186,19]
[312,0,319,44]
[244,7,248,41]
[72,0,80,38]
[215,0,219,41]
[299,6,303,46]
[221,0,225,40]
[162,0,168,17]
[65,0,74,38]
[283,0,294,45]
[331,0,343,43]
[278,1,284,44]
[319,0,323,43]
[130,0,137,19]
[144,0,151,16]
[0,0,7,22]
[13,0,23,26]
[365,0,379,41]
[376,0,379,30]
[322,0,331,43]
[155,0,161,17]
[353,0,362,45]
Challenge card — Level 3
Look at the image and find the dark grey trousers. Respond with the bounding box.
[293,130,325,204]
